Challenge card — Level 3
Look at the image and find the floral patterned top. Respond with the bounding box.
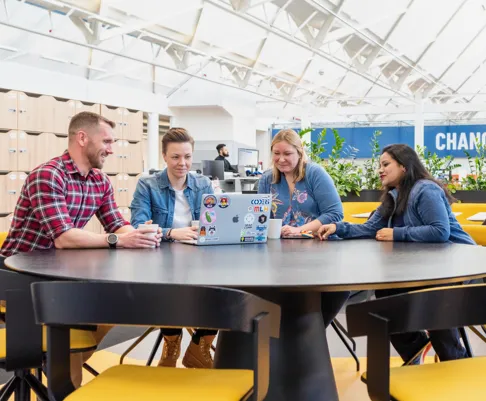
[258,162,343,228]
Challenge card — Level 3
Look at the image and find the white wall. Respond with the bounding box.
[0,61,170,114]
[256,129,271,170]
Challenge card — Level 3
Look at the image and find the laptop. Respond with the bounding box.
[180,193,271,246]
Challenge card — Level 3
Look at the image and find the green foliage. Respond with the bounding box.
[320,128,363,197]
[362,130,382,190]
[416,145,461,182]
[462,140,486,190]
[298,128,325,163]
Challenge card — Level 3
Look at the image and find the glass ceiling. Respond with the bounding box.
[1,0,486,121]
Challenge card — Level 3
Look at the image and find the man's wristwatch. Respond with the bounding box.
[107,233,118,249]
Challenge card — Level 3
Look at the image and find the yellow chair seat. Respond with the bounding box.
[66,365,253,401]
[462,225,486,246]
[0,327,97,359]
[363,357,486,401]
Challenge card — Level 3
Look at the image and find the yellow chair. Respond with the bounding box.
[342,202,381,224]
[462,225,486,246]
[347,284,486,401]
[452,203,486,225]
[0,232,7,248]
[32,281,281,401]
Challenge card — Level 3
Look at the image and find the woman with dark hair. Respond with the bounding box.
[317,143,475,364]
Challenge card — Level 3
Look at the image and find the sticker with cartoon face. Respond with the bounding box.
[244,213,255,225]
[202,210,217,224]
[218,196,230,208]
[258,214,268,224]
[199,226,207,237]
[208,225,217,236]
[203,195,217,209]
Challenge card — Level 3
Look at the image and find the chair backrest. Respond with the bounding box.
[0,269,44,370]
[0,232,8,248]
[32,282,280,337]
[461,225,486,246]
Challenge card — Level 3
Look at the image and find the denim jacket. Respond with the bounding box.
[130,169,213,239]
[335,179,475,245]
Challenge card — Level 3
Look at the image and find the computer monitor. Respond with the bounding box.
[238,148,259,167]
[202,160,225,180]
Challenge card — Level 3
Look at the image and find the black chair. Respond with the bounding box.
[31,282,281,401]
[346,284,486,401]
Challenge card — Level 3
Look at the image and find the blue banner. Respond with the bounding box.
[272,124,486,159]
[423,125,486,157]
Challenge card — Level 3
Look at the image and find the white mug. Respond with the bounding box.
[138,223,159,247]
[268,219,282,239]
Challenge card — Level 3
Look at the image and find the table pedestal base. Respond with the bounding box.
[215,291,338,401]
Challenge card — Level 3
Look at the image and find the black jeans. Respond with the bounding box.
[375,287,468,362]
[321,291,351,328]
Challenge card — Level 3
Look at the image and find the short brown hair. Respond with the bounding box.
[162,127,194,154]
[271,129,308,184]
[68,111,115,137]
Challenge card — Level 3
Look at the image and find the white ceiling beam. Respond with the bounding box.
[312,0,345,49]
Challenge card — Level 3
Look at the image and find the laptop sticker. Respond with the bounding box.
[203,195,217,209]
[218,196,230,208]
[203,210,217,224]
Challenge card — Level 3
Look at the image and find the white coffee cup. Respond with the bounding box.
[138,223,159,246]
[191,220,200,228]
[268,219,282,239]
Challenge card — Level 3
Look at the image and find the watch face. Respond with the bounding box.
[107,234,118,245]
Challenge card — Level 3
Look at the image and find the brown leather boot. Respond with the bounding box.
[158,334,182,367]
[182,335,215,369]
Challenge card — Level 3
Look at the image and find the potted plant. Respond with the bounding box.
[359,130,383,202]
[454,141,486,203]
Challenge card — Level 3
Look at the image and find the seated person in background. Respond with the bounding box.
[258,129,350,328]
[130,127,216,369]
[215,143,238,173]
[318,143,475,364]
[0,111,161,387]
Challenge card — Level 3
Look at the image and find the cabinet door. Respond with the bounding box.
[118,207,131,225]
[0,175,8,213]
[126,174,139,207]
[115,174,130,207]
[53,100,75,135]
[123,142,143,174]
[0,91,18,130]
[76,102,100,115]
[101,105,123,139]
[123,110,143,142]
[103,140,124,174]
[17,131,33,172]
[5,172,26,213]
[18,94,55,133]
[0,214,14,233]
[0,131,18,171]
[84,215,102,234]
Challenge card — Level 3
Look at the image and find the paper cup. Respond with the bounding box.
[268,219,282,239]
[138,223,159,246]
[191,220,200,228]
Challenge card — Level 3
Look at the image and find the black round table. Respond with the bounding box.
[6,239,486,401]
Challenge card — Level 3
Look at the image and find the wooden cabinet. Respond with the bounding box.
[29,133,66,171]
[118,207,131,225]
[53,100,76,135]
[100,105,124,139]
[101,106,143,141]
[123,110,143,142]
[76,102,100,115]
[0,91,18,130]
[0,214,13,233]
[123,142,143,174]
[18,93,55,133]
[111,173,139,207]
[0,131,18,172]
[103,141,124,174]
[0,172,27,213]
[84,215,103,234]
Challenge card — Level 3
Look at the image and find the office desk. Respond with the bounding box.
[222,176,260,192]
[6,240,486,401]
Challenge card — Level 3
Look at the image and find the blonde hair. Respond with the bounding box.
[271,129,307,184]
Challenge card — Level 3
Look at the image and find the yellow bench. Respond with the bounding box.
[451,203,486,225]
[342,202,380,224]
[462,225,486,246]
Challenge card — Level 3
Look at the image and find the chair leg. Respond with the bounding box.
[146,330,164,366]
[333,319,357,352]
[24,373,48,401]
[331,321,360,372]
[0,376,19,401]
[14,371,30,401]
[119,327,156,364]
[83,363,99,377]
[459,327,473,358]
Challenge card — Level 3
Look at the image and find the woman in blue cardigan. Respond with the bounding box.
[318,143,475,364]
[258,129,349,328]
